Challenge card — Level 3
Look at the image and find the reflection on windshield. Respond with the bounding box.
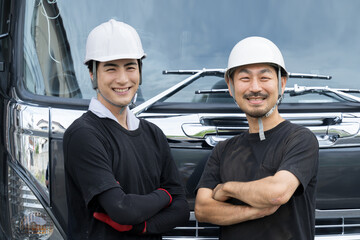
[24,0,81,98]
[25,0,360,102]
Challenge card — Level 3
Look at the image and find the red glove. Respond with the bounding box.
[93,212,133,232]
[93,212,146,233]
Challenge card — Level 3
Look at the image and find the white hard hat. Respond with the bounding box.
[225,37,288,141]
[225,36,287,79]
[84,19,146,64]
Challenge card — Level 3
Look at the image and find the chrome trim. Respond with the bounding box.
[132,70,203,116]
[164,238,218,240]
[315,235,360,240]
[182,124,217,139]
[328,123,360,138]
[205,136,231,147]
[316,209,360,219]
[6,103,50,190]
[164,235,360,240]
[50,108,86,138]
[150,112,360,148]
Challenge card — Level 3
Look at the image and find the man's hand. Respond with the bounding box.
[93,212,146,233]
[93,212,133,232]
[212,183,229,202]
[195,187,280,226]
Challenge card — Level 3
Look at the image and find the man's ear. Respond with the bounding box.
[225,76,233,97]
[89,71,93,80]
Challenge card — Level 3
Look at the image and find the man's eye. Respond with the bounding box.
[261,76,272,81]
[106,68,116,72]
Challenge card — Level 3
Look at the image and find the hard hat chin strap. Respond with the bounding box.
[229,81,240,108]
[97,89,128,115]
[258,94,282,141]
[258,67,283,141]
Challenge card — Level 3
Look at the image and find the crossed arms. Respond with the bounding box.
[95,185,189,234]
[194,170,300,225]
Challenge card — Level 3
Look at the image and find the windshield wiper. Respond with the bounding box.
[163,69,332,80]
[163,69,225,77]
[288,73,332,80]
[287,84,360,102]
[133,69,353,116]
[196,85,360,103]
[133,68,224,115]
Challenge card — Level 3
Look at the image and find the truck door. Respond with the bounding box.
[0,0,12,237]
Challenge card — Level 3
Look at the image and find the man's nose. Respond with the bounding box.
[249,78,262,92]
[115,69,128,84]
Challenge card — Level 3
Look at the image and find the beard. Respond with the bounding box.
[246,109,269,118]
[239,92,275,118]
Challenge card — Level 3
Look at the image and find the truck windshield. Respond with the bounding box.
[23,0,360,104]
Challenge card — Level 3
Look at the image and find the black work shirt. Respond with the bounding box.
[197,121,319,240]
[64,111,187,239]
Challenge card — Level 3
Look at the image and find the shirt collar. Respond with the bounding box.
[88,98,140,130]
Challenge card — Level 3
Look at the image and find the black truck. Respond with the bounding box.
[1,0,360,239]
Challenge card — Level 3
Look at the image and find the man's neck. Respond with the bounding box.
[247,112,284,134]
[111,107,128,129]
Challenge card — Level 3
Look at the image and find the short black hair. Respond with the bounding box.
[86,59,143,73]
[86,60,98,73]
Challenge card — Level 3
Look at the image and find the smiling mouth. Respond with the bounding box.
[113,87,130,93]
[244,93,268,103]
[247,97,265,104]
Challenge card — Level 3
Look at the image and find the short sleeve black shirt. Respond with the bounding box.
[197,120,319,240]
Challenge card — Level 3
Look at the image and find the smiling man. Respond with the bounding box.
[195,37,319,239]
[63,19,189,240]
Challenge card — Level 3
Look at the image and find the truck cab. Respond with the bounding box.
[1,0,360,239]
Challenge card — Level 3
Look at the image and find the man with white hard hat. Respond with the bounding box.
[64,19,189,239]
[195,37,319,239]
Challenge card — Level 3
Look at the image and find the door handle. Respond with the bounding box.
[328,123,360,138]
[181,123,216,139]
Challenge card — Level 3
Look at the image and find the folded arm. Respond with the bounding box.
[145,193,189,234]
[95,191,189,234]
[212,170,300,209]
[195,188,279,226]
[96,187,172,225]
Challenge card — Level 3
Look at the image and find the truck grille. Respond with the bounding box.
[164,212,218,239]
[164,211,360,239]
[316,217,360,235]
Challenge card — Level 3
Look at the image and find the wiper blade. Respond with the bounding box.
[197,85,360,103]
[163,69,225,77]
[163,69,332,80]
[196,89,229,94]
[287,84,360,102]
[288,73,332,80]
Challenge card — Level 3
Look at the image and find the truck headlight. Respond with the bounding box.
[8,167,63,240]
